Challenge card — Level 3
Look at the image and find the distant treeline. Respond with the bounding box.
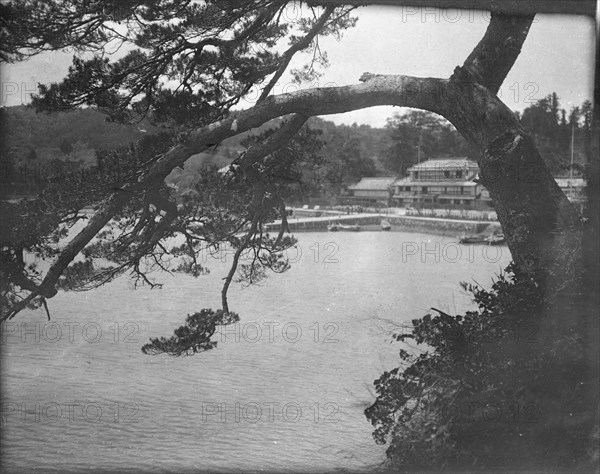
[517,93,592,175]
[0,93,592,198]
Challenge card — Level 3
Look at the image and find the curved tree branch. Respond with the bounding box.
[312,0,596,16]
[0,71,525,323]
[258,5,336,102]
[2,11,583,321]
[0,74,452,322]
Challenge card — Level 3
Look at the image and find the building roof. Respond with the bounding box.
[347,177,396,191]
[407,157,477,171]
[392,177,477,187]
[554,177,587,188]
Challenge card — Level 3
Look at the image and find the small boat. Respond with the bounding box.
[460,231,505,245]
[459,235,487,244]
[484,233,505,245]
[328,223,361,232]
[381,220,391,231]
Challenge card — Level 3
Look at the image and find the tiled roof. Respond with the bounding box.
[555,177,587,188]
[407,158,477,171]
[392,178,477,187]
[347,177,397,191]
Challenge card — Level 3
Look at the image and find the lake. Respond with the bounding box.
[1,230,511,473]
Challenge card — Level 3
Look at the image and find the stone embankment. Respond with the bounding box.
[266,210,500,236]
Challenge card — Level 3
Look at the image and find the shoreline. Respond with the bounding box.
[266,212,501,237]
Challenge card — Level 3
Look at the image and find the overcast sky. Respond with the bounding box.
[1,5,595,128]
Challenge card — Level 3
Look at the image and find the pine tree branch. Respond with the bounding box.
[258,5,335,102]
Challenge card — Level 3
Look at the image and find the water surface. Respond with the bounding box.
[1,231,511,472]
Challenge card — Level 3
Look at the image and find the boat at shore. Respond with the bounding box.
[459,231,505,245]
[380,220,391,231]
[459,235,486,244]
[484,233,505,245]
[328,222,361,232]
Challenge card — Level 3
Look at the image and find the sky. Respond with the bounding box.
[1,5,596,128]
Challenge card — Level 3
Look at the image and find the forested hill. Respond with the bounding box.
[0,106,388,164]
[0,105,392,188]
[1,92,592,191]
[0,105,155,167]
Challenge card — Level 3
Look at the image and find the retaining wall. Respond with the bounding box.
[266,215,500,236]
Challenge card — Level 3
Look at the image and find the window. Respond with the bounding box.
[456,170,463,178]
[444,171,450,178]
[422,186,428,194]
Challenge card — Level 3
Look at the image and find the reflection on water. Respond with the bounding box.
[1,231,510,472]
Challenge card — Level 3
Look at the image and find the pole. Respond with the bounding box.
[569,122,574,199]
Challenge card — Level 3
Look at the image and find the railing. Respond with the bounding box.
[392,192,473,198]
[405,208,497,221]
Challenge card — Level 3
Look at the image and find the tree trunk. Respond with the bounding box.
[438,72,584,289]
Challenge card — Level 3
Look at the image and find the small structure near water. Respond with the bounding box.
[328,222,361,232]
[459,225,505,245]
[345,177,396,206]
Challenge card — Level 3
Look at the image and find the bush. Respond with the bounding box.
[365,263,595,471]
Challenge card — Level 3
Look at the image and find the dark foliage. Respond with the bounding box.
[383,110,473,174]
[141,309,240,356]
[0,132,176,315]
[366,263,595,471]
[304,118,388,193]
[2,1,356,125]
[520,93,593,175]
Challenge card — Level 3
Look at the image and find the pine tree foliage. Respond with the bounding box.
[0,1,355,321]
[2,1,356,124]
[141,309,240,356]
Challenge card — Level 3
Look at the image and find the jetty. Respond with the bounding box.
[265,210,501,236]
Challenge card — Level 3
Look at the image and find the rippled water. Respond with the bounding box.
[1,231,510,473]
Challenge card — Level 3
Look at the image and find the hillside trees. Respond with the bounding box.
[383,110,471,173]
[385,94,595,177]
[520,93,594,174]
[0,106,154,196]
[319,124,379,193]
